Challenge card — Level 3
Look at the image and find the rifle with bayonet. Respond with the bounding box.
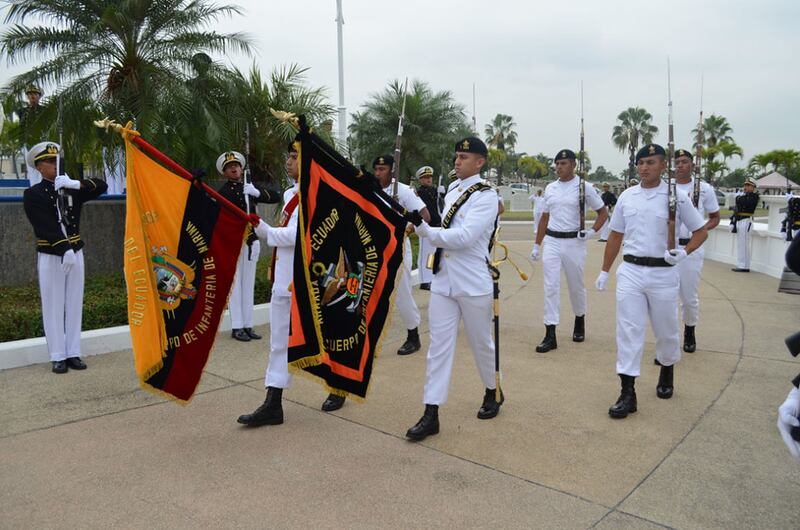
[578,82,586,236]
[667,59,677,251]
[55,94,71,230]
[693,76,704,207]
[391,78,409,200]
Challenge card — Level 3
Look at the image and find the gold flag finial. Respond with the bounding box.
[269,108,300,129]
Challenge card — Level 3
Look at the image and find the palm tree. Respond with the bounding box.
[349,79,471,182]
[484,113,517,185]
[611,107,658,185]
[1,0,252,139]
[705,159,728,186]
[692,114,734,152]
[748,153,774,176]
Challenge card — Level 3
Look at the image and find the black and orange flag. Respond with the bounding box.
[288,118,407,399]
[106,120,251,403]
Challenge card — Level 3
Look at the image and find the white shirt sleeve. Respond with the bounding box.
[608,193,627,233]
[702,182,720,214]
[401,185,426,212]
[677,196,705,234]
[422,190,498,250]
[585,182,605,211]
[540,186,552,213]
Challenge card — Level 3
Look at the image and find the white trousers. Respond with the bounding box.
[533,213,542,236]
[264,294,292,388]
[736,219,752,269]
[677,246,704,326]
[615,262,680,376]
[542,236,587,325]
[423,292,497,405]
[38,250,85,361]
[229,240,259,329]
[395,239,420,330]
[417,236,434,285]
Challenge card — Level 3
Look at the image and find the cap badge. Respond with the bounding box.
[46,144,58,155]
[461,140,470,150]
[378,157,384,165]
[648,145,656,154]
[225,152,236,162]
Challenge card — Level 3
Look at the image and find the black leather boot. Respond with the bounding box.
[535,325,557,353]
[231,328,251,342]
[477,387,505,419]
[244,327,262,340]
[406,404,440,441]
[683,325,696,353]
[609,374,637,418]
[397,328,421,356]
[572,315,585,342]
[237,387,284,426]
[321,393,346,411]
[657,364,674,399]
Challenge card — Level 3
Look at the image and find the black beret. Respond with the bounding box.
[455,137,488,157]
[373,155,394,168]
[674,148,692,160]
[554,149,576,161]
[636,144,666,163]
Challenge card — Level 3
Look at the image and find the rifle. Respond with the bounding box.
[55,95,71,229]
[667,59,677,251]
[578,82,586,236]
[391,78,409,200]
[693,75,704,207]
[244,122,251,215]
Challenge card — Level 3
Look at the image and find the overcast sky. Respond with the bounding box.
[3,0,798,174]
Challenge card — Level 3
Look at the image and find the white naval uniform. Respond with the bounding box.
[229,239,260,330]
[417,235,434,285]
[383,182,426,331]
[262,184,299,389]
[418,174,499,405]
[675,179,719,326]
[608,181,705,376]
[38,250,85,361]
[540,177,604,325]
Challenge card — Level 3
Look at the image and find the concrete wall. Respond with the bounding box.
[1,199,278,286]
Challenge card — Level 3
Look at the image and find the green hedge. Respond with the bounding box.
[0,260,273,343]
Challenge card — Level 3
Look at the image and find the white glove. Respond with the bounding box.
[54,175,80,191]
[595,271,609,291]
[664,248,688,265]
[243,183,260,198]
[777,387,800,460]
[253,219,271,240]
[530,243,540,261]
[61,249,76,274]
[577,228,596,241]
[437,185,446,194]
[415,221,430,238]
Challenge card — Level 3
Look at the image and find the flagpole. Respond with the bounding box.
[336,0,347,146]
[95,119,251,223]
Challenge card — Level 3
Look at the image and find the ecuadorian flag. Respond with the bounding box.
[124,135,249,403]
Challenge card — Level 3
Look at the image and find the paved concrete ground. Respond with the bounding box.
[2,224,800,529]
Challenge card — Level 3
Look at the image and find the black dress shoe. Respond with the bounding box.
[397,328,421,356]
[406,404,439,441]
[535,325,557,353]
[65,357,87,370]
[683,325,696,353]
[52,361,68,374]
[419,282,431,291]
[477,387,505,419]
[232,329,251,342]
[244,327,262,340]
[572,315,585,343]
[656,364,674,399]
[609,374,637,418]
[321,393,346,412]
[731,268,750,272]
[238,387,283,426]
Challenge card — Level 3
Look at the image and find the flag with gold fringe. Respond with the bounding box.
[287,117,407,399]
[117,123,251,403]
